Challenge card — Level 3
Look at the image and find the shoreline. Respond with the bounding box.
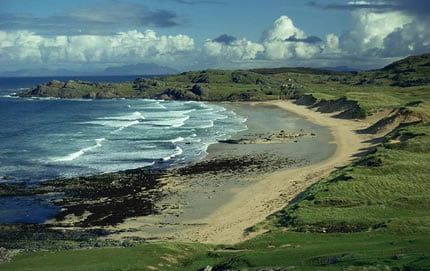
[146,100,381,244]
[0,99,383,249]
[103,100,382,244]
[103,101,334,241]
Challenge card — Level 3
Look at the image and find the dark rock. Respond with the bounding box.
[218,139,242,144]
[190,84,205,96]
[295,94,317,106]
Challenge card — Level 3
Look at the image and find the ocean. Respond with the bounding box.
[0,76,247,223]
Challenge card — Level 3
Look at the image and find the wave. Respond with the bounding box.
[184,120,214,129]
[85,119,140,129]
[98,111,145,121]
[158,102,167,109]
[135,136,185,144]
[139,109,193,119]
[185,135,201,143]
[146,116,189,128]
[172,109,196,115]
[52,138,105,162]
[1,94,18,98]
[162,146,183,161]
[171,136,185,143]
[1,98,252,185]
[148,101,167,109]
[114,120,140,132]
[196,113,229,121]
[32,97,62,101]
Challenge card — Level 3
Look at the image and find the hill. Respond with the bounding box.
[101,63,178,76]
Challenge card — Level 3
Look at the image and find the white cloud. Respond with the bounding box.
[0,31,44,63]
[347,1,371,5]
[380,20,430,57]
[0,30,195,69]
[262,15,306,41]
[340,9,414,54]
[204,38,264,61]
[325,33,340,52]
[262,16,322,60]
[1,9,428,72]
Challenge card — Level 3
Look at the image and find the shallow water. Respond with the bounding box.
[0,76,247,224]
[0,80,247,183]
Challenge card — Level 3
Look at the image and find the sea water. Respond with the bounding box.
[0,76,247,223]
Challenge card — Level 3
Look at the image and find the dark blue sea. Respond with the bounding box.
[0,76,247,223]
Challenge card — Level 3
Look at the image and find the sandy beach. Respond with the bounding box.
[106,100,383,244]
[166,100,380,244]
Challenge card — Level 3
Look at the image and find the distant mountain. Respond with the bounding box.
[322,66,360,72]
[0,63,178,77]
[0,68,82,77]
[101,63,178,76]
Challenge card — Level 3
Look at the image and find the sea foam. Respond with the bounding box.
[52,138,105,162]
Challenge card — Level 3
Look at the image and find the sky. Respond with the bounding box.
[0,0,429,73]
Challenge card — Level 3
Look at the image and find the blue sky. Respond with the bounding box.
[0,0,429,73]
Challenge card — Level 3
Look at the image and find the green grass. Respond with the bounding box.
[1,243,215,271]
[3,233,429,271]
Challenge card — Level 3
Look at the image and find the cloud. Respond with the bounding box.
[308,0,430,17]
[340,7,430,57]
[0,1,182,35]
[340,9,413,54]
[202,16,325,64]
[285,35,322,44]
[0,30,195,70]
[308,1,395,13]
[324,33,340,52]
[212,34,237,45]
[1,8,428,72]
[380,21,430,57]
[262,16,306,41]
[204,37,264,61]
[309,1,430,57]
[262,16,322,60]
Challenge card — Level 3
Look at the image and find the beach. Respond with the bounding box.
[104,100,381,244]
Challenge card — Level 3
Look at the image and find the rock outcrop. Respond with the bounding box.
[18,80,134,99]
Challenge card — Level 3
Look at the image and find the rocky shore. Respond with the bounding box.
[218,129,316,144]
[0,127,308,252]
